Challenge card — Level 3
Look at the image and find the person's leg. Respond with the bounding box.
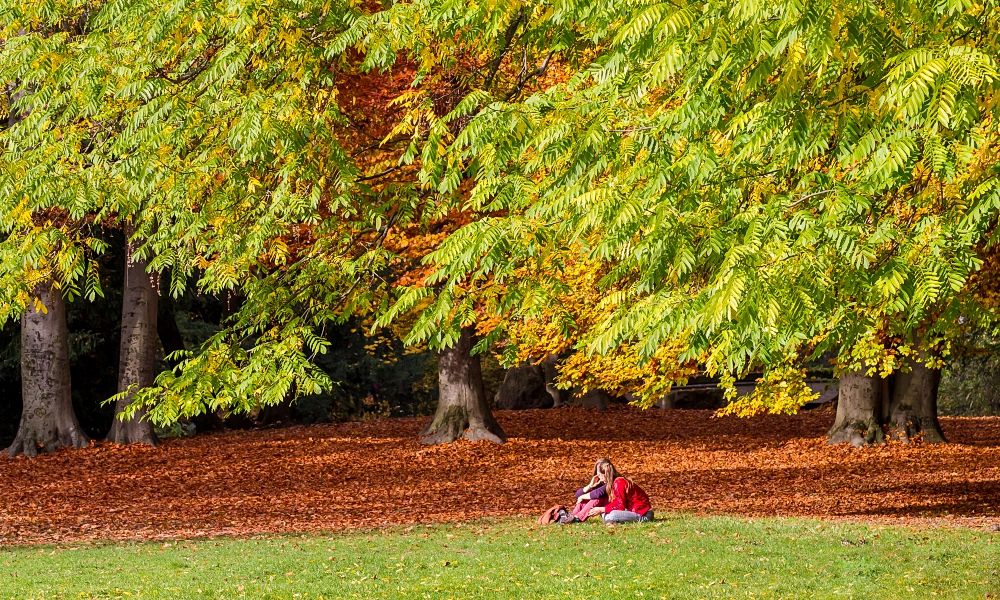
[603,510,642,524]
[573,499,600,521]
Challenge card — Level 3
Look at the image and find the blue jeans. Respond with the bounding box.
[603,510,653,524]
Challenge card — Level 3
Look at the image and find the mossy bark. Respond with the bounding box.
[421,327,506,444]
[887,354,946,443]
[828,369,886,447]
[7,283,90,457]
[106,252,160,446]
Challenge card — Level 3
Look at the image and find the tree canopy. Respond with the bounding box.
[4,0,1000,426]
[396,0,1000,411]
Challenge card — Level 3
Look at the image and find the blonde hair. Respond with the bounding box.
[596,458,629,502]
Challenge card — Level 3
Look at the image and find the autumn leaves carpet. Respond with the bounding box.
[2,406,999,546]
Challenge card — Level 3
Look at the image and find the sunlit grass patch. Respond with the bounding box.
[3,515,999,599]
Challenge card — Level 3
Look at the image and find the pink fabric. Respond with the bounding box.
[572,498,606,522]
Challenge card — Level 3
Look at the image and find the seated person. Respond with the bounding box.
[570,459,611,522]
[586,459,653,524]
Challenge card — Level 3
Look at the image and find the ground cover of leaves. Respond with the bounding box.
[2,406,1000,546]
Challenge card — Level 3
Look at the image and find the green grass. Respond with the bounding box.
[1,515,998,599]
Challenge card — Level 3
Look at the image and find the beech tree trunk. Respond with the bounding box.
[494,362,552,409]
[7,283,90,457]
[421,327,506,444]
[887,354,946,443]
[827,368,886,447]
[542,354,564,407]
[106,253,160,446]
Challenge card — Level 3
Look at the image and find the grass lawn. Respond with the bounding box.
[1,515,997,599]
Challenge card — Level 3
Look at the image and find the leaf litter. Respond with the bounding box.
[2,405,999,546]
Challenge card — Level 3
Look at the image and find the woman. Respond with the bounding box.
[586,459,653,524]
[570,458,610,522]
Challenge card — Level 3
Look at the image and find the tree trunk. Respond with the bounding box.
[827,368,886,447]
[542,354,564,407]
[494,362,552,410]
[259,397,295,427]
[888,354,946,443]
[7,283,90,457]
[576,389,610,411]
[421,326,506,444]
[106,252,160,446]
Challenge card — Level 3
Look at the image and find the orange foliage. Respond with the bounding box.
[382,211,478,287]
[499,258,697,406]
[967,241,1000,315]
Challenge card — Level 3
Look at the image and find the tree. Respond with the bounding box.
[378,219,510,441]
[395,0,1000,445]
[106,244,159,446]
[0,0,425,428]
[11,0,997,452]
[828,368,888,447]
[541,354,563,407]
[888,352,946,443]
[420,325,505,443]
[7,282,89,457]
[475,254,698,408]
[1,3,122,455]
[828,348,946,447]
[2,0,571,441]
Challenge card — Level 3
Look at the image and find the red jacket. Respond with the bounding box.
[604,477,651,515]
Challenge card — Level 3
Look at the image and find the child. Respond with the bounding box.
[567,459,610,522]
